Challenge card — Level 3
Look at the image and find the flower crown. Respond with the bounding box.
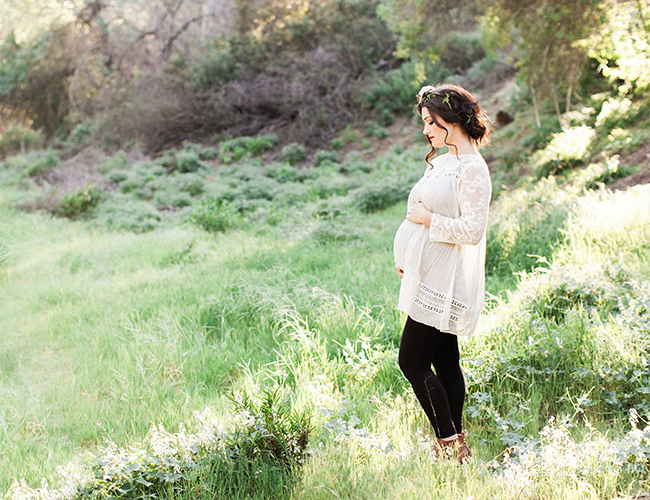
[417,85,437,104]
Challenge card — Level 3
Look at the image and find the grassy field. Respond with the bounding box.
[2,105,650,498]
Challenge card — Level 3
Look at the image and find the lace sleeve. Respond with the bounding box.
[428,159,492,245]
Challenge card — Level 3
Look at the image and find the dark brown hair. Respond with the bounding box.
[416,83,490,165]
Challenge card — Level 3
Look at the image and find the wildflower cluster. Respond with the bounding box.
[494,418,615,498]
[7,400,311,500]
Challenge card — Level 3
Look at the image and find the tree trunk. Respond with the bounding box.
[530,79,541,129]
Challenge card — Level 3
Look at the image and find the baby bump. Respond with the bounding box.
[394,219,428,267]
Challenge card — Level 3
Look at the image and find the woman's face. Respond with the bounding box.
[421,107,450,149]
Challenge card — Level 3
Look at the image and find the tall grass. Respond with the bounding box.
[3,151,650,498]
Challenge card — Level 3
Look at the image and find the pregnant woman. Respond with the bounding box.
[394,83,492,462]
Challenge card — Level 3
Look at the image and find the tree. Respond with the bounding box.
[581,0,650,93]
[481,0,606,125]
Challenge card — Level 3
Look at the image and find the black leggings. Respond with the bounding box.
[398,316,465,439]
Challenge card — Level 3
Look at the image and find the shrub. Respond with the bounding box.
[96,195,163,232]
[380,109,395,127]
[282,143,307,166]
[100,151,129,173]
[108,169,129,184]
[156,149,177,171]
[365,121,379,137]
[265,162,298,183]
[6,395,311,500]
[309,172,357,199]
[530,266,629,322]
[344,125,360,143]
[56,183,102,219]
[533,125,595,178]
[365,121,390,139]
[119,172,149,193]
[182,140,218,160]
[330,137,345,151]
[438,32,486,73]
[272,183,309,204]
[219,135,278,163]
[376,127,390,139]
[356,61,428,113]
[176,150,209,173]
[314,150,340,166]
[8,150,61,177]
[228,388,311,469]
[67,121,95,145]
[175,173,206,196]
[0,123,44,156]
[192,197,241,232]
[339,152,372,174]
[585,156,636,189]
[351,182,403,213]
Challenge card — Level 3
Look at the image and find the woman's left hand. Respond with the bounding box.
[406,202,432,227]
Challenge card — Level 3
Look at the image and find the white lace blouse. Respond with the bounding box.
[393,153,492,336]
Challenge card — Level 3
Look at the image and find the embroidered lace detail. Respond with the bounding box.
[428,157,491,246]
[425,168,460,180]
[413,283,468,322]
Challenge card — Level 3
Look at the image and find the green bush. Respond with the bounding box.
[438,32,486,73]
[533,126,595,178]
[100,151,129,173]
[351,181,403,213]
[356,61,427,113]
[314,150,340,166]
[281,143,307,166]
[119,172,149,193]
[365,121,390,139]
[176,150,209,173]
[238,176,283,201]
[219,135,278,163]
[56,184,102,219]
[155,149,177,171]
[228,388,311,470]
[182,141,218,160]
[330,137,345,151]
[380,109,395,127]
[309,172,357,199]
[175,173,206,196]
[0,123,44,156]
[339,152,372,174]
[531,266,628,322]
[585,158,636,189]
[96,194,163,232]
[192,197,241,232]
[467,56,504,82]
[67,121,95,145]
[344,125,360,143]
[9,150,61,177]
[108,169,129,184]
[265,162,298,183]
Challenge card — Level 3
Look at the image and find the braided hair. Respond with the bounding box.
[416,83,490,165]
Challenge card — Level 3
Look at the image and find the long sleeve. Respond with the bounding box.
[428,160,491,246]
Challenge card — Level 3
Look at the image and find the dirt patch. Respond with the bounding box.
[609,140,650,191]
[474,76,518,124]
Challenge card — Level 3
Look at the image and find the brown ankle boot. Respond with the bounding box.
[436,432,471,463]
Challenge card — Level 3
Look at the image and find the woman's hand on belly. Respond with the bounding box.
[395,264,404,278]
[406,202,433,228]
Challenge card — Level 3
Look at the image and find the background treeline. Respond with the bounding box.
[1,0,648,154]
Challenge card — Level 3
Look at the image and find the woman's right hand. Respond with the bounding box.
[395,264,404,278]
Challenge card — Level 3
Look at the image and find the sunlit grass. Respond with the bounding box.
[2,157,650,498]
